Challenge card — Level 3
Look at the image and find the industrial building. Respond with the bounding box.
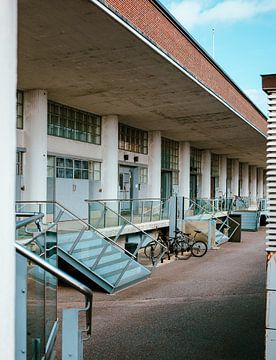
[1,0,268,359]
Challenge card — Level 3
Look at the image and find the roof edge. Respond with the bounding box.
[150,0,267,120]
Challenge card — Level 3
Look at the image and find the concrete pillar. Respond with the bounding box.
[101,115,118,199]
[257,168,264,199]
[179,142,190,198]
[23,90,48,201]
[218,155,227,196]
[201,150,211,198]
[0,1,17,358]
[231,159,239,196]
[240,163,249,197]
[250,165,257,203]
[148,131,161,198]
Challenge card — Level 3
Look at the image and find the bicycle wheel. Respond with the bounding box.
[191,241,207,257]
[144,242,162,259]
[177,240,190,254]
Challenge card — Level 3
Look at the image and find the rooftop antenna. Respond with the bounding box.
[212,28,215,59]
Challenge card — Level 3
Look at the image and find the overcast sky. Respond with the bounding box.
[160,0,276,114]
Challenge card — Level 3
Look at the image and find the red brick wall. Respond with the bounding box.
[102,0,267,134]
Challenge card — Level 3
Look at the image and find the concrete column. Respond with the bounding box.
[201,150,211,198]
[148,131,161,198]
[101,115,118,199]
[218,155,227,196]
[257,168,264,199]
[231,159,239,196]
[240,163,249,197]
[23,90,48,201]
[179,142,190,198]
[0,1,17,358]
[250,165,257,203]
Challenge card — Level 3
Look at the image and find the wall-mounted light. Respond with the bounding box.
[124,154,129,161]
[134,156,139,162]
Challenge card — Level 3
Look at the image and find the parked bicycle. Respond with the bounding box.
[172,229,207,259]
[144,232,171,265]
[144,228,207,263]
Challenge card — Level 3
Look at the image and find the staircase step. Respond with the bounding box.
[115,263,150,289]
[95,258,130,277]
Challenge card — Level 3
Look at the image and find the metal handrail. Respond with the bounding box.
[16,212,44,230]
[86,199,166,250]
[16,200,137,260]
[15,243,93,336]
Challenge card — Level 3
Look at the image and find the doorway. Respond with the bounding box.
[190,174,198,200]
[161,171,172,200]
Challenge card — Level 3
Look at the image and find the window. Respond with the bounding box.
[16,91,24,129]
[161,138,179,171]
[47,155,55,177]
[190,147,201,175]
[211,154,219,177]
[119,123,148,154]
[51,156,101,180]
[162,138,179,185]
[48,101,101,145]
[16,152,23,176]
[139,167,148,184]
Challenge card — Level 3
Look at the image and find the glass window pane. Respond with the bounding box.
[74,170,81,179]
[74,160,81,169]
[66,169,73,178]
[56,168,64,178]
[56,158,64,167]
[65,158,73,168]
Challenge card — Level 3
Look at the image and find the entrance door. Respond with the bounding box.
[47,156,90,219]
[161,171,172,200]
[190,174,197,200]
[55,178,89,218]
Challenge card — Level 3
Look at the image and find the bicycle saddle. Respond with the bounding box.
[194,230,201,233]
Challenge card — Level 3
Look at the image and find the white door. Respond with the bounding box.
[55,178,89,219]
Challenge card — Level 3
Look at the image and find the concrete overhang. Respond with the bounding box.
[18,0,266,166]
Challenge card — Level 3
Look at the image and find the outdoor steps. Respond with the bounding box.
[57,230,151,293]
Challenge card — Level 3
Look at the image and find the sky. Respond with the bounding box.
[160,0,276,114]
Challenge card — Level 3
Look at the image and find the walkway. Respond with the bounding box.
[58,229,266,360]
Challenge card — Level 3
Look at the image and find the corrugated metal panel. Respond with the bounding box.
[266,90,276,359]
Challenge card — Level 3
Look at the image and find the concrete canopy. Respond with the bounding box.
[18,0,266,166]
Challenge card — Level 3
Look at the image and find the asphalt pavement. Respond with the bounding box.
[58,228,266,360]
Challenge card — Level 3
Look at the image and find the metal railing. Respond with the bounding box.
[15,243,93,335]
[86,199,167,269]
[194,196,251,214]
[16,211,93,359]
[86,198,170,228]
[16,200,138,261]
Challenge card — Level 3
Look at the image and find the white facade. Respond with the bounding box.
[0,1,17,359]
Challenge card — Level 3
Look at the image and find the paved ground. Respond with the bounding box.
[58,228,266,360]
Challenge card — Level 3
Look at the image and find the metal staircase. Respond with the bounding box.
[16,201,165,294]
[182,197,240,246]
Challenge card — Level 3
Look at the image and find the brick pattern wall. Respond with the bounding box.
[102,0,267,134]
